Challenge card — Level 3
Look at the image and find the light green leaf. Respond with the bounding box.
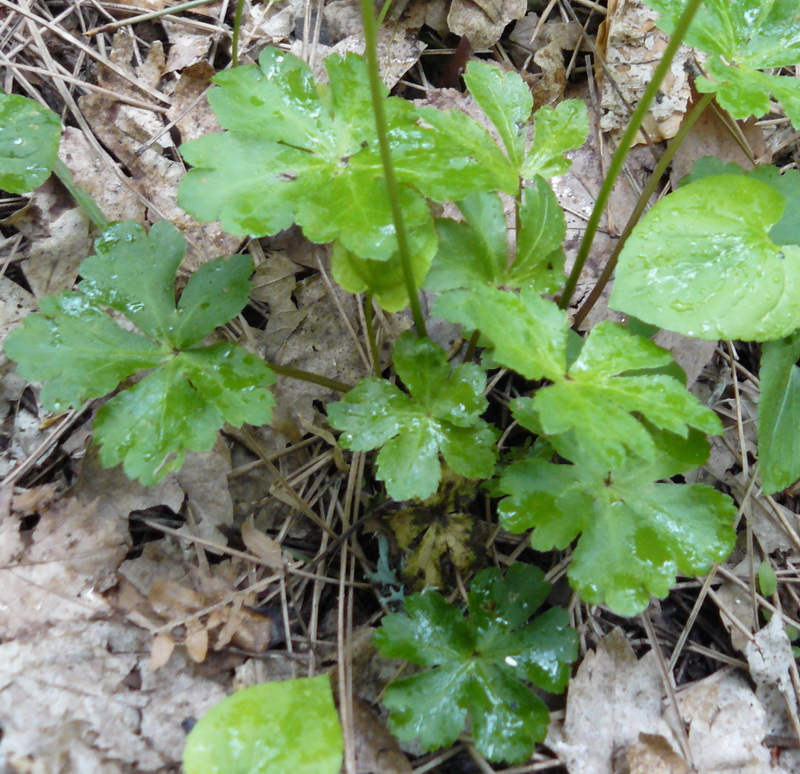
[0,92,61,193]
[4,220,274,485]
[183,675,343,774]
[519,322,721,467]
[498,434,737,615]
[521,100,589,180]
[373,565,576,763]
[463,61,533,168]
[4,292,167,412]
[434,286,568,381]
[758,330,800,494]
[610,175,800,341]
[645,0,800,128]
[180,48,514,258]
[327,332,497,500]
[758,561,778,597]
[331,222,437,312]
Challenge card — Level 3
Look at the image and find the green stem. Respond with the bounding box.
[559,0,706,310]
[231,0,246,66]
[267,361,353,393]
[53,159,109,231]
[573,91,715,327]
[364,292,381,377]
[359,0,427,337]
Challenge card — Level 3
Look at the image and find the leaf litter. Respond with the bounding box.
[1,0,800,772]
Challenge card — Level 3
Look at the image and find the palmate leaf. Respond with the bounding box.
[374,564,576,763]
[425,180,565,295]
[4,221,275,485]
[610,175,800,341]
[0,92,61,193]
[521,100,589,180]
[179,48,517,261]
[645,0,800,127]
[326,332,497,500]
[498,432,737,615]
[436,287,718,466]
[515,322,722,468]
[758,331,800,494]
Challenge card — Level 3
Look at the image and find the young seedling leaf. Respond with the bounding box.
[374,564,577,763]
[434,286,568,381]
[610,175,800,341]
[327,332,497,500]
[4,221,275,485]
[681,158,800,248]
[521,100,589,180]
[758,330,800,494]
[183,675,343,774]
[426,181,564,295]
[331,222,437,312]
[180,48,515,259]
[516,322,722,468]
[498,432,737,615]
[0,92,61,193]
[463,61,533,169]
[645,0,800,128]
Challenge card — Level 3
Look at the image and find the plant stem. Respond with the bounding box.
[267,361,353,393]
[464,330,480,363]
[53,159,109,231]
[364,291,381,376]
[559,0,705,310]
[573,91,715,327]
[359,0,427,337]
[231,0,246,66]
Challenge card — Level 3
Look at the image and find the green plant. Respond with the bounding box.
[182,675,343,774]
[5,0,800,765]
[373,563,576,763]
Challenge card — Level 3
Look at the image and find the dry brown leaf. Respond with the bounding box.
[150,631,176,670]
[0,497,129,639]
[626,732,689,774]
[185,623,210,662]
[597,0,693,143]
[167,62,220,143]
[447,0,525,50]
[351,696,412,774]
[163,21,212,74]
[241,520,284,568]
[549,628,675,774]
[176,444,234,543]
[717,580,758,651]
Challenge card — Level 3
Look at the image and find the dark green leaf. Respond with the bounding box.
[374,565,577,763]
[759,330,800,494]
[183,675,343,774]
[0,92,61,193]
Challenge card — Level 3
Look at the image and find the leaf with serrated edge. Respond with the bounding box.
[374,565,576,763]
[79,221,186,343]
[4,292,167,412]
[759,331,800,494]
[0,92,61,193]
[434,287,568,381]
[327,332,496,500]
[463,61,532,169]
[521,100,589,180]
[498,433,736,615]
[520,322,721,467]
[610,175,800,341]
[645,0,800,128]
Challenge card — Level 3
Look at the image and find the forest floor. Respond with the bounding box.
[2,0,800,772]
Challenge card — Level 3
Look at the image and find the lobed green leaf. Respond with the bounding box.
[498,432,737,615]
[521,100,589,180]
[374,565,576,762]
[0,92,61,194]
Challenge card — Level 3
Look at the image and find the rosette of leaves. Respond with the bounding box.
[498,429,737,615]
[373,563,577,763]
[327,332,497,501]
[5,221,275,485]
[645,0,800,128]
